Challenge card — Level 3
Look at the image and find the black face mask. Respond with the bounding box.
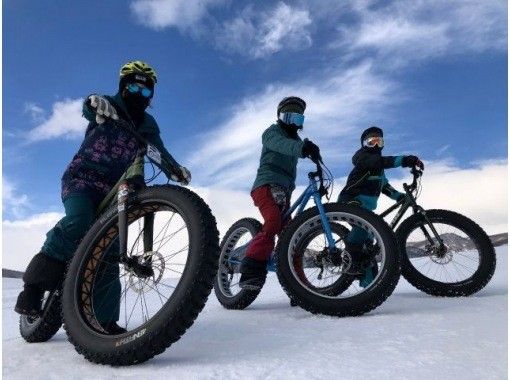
[122,91,150,125]
[362,145,383,154]
[278,120,299,139]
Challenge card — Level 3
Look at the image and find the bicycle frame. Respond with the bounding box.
[379,195,414,230]
[227,168,336,272]
[379,170,444,247]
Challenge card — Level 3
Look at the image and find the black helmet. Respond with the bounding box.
[360,126,383,145]
[277,96,306,116]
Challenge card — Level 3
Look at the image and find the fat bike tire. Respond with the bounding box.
[276,203,400,317]
[214,218,263,310]
[62,185,220,366]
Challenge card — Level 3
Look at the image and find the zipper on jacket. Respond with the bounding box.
[345,171,370,192]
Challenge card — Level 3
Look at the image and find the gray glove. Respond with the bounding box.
[171,166,191,186]
[88,95,119,124]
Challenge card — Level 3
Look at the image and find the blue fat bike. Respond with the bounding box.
[19,118,220,366]
[214,158,400,317]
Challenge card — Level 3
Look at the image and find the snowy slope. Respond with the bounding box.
[3,247,507,380]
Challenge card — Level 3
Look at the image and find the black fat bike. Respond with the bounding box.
[385,168,496,296]
[19,118,220,365]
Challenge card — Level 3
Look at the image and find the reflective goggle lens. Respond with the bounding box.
[363,136,384,148]
[279,112,305,127]
[126,83,153,98]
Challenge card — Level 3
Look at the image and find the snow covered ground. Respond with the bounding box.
[3,246,507,380]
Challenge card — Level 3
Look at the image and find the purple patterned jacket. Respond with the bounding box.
[61,93,172,206]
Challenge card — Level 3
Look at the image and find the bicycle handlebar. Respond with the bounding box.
[403,166,423,193]
[307,157,328,197]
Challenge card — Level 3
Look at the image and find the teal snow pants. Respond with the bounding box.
[41,194,121,323]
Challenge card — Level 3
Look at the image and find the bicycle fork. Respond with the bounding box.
[313,193,336,251]
[411,203,445,252]
[117,181,130,259]
[116,180,155,277]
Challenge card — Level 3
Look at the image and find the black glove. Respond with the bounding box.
[402,155,424,170]
[171,166,191,186]
[302,139,321,162]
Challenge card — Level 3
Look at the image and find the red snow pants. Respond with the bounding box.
[245,185,290,262]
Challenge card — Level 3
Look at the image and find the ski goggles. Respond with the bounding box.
[126,83,153,98]
[363,136,384,148]
[279,112,305,128]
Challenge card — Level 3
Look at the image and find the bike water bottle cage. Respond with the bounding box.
[363,136,384,148]
[126,83,153,98]
[279,112,305,128]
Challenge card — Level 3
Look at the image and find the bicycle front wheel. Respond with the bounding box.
[62,185,219,365]
[276,203,400,317]
[396,209,496,296]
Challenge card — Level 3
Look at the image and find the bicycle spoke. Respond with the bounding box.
[156,225,187,251]
[141,280,171,302]
[126,291,142,327]
[152,212,176,245]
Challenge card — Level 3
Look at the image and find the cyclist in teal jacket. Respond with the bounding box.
[239,97,321,290]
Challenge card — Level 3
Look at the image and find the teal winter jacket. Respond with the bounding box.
[251,123,305,193]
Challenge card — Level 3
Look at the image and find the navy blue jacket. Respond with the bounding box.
[338,147,404,210]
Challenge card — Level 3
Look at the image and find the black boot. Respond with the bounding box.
[239,257,268,290]
[343,242,365,275]
[15,252,65,316]
[14,285,45,317]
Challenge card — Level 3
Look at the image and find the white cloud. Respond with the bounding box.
[2,212,63,271]
[129,0,505,63]
[334,0,507,67]
[2,178,31,219]
[130,1,312,58]
[26,98,85,142]
[24,102,45,123]
[130,0,225,30]
[215,2,313,59]
[189,61,396,188]
[435,145,450,156]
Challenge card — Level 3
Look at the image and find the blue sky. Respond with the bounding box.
[2,0,508,225]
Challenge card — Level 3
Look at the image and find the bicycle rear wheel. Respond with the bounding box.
[19,289,62,343]
[214,218,263,310]
[62,185,219,365]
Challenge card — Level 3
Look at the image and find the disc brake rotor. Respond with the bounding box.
[128,251,165,294]
[427,244,453,264]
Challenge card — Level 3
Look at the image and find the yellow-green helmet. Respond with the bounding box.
[119,60,157,84]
